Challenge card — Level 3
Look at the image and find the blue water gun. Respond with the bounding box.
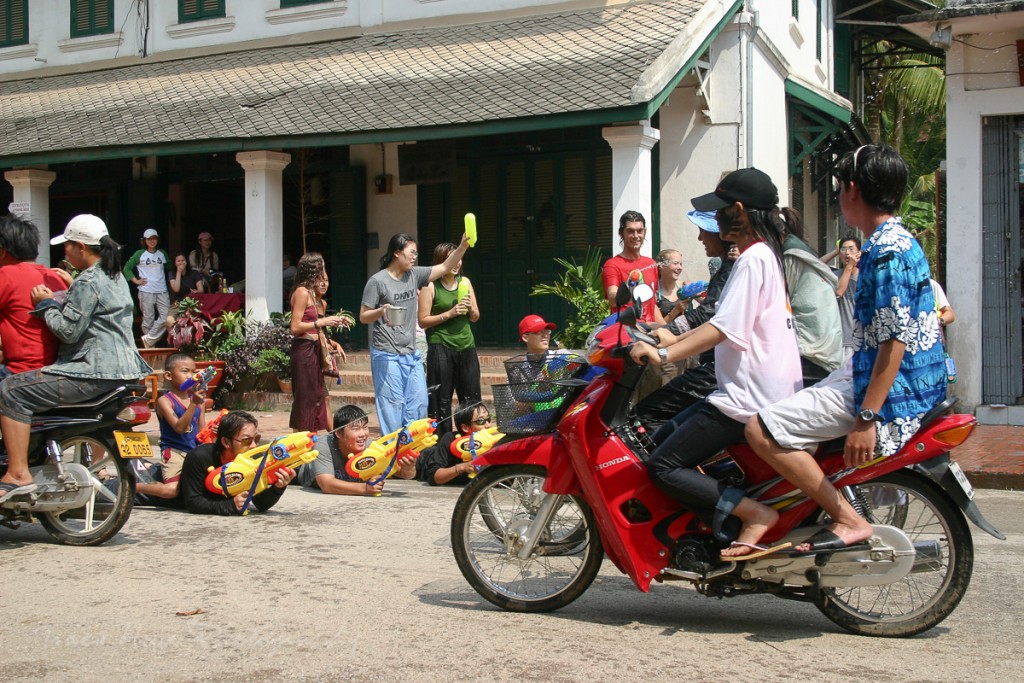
[678,281,709,301]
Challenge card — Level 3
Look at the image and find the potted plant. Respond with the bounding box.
[221,319,293,395]
[167,297,210,358]
[529,247,610,349]
[252,347,293,392]
[166,297,226,405]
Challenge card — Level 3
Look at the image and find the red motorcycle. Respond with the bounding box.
[451,305,1004,637]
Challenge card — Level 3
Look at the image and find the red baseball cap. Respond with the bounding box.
[519,314,556,336]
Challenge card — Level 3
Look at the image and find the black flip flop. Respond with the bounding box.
[0,481,22,500]
[789,528,871,556]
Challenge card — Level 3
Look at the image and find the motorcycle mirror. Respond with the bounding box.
[618,306,638,327]
[614,282,632,309]
[632,283,655,304]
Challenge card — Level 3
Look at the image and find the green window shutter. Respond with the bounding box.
[71,0,113,38]
[0,0,28,47]
[834,23,850,98]
[179,0,225,23]
[281,0,329,7]
[815,0,822,61]
[792,0,799,19]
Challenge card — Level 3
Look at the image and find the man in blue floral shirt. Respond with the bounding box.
[741,144,946,555]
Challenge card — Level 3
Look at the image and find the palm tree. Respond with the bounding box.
[861,42,947,266]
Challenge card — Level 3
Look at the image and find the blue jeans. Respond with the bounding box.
[370,348,427,436]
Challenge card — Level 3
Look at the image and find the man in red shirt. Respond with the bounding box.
[0,215,69,379]
[601,210,665,324]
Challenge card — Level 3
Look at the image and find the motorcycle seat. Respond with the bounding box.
[38,385,132,412]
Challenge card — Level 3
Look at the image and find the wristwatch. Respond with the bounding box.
[857,408,882,422]
[658,348,669,363]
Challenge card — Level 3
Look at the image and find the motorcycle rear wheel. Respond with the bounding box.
[39,434,135,546]
[816,470,973,637]
[451,465,603,612]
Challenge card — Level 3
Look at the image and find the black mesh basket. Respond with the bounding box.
[493,354,589,435]
[502,353,587,384]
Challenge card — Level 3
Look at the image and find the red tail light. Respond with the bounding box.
[117,400,151,425]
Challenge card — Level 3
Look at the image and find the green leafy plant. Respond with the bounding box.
[530,247,610,349]
[206,309,250,360]
[221,319,293,393]
[251,347,291,380]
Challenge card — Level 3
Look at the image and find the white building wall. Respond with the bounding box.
[747,43,790,197]
[751,0,832,92]
[657,4,835,279]
[943,37,1024,419]
[657,22,743,281]
[0,0,607,76]
[350,142,418,277]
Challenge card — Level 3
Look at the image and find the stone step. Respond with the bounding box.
[340,349,524,370]
[335,369,509,388]
[238,390,496,416]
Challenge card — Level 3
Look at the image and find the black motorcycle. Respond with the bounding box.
[0,383,151,545]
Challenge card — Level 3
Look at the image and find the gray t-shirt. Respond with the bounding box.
[298,434,360,487]
[361,266,432,355]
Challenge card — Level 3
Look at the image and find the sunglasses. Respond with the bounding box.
[233,434,261,448]
[472,417,492,426]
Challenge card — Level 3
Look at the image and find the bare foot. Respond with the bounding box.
[1,474,34,488]
[793,522,873,553]
[720,502,779,557]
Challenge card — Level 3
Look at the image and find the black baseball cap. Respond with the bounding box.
[691,168,779,212]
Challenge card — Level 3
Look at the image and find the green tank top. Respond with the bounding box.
[427,277,476,351]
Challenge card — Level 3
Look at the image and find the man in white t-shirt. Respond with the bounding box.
[631,169,801,559]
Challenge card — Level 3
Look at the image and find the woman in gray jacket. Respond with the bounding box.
[0,214,152,494]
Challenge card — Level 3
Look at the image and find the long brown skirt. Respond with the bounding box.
[289,337,328,432]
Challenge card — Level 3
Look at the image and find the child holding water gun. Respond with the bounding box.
[298,405,417,495]
[415,403,492,486]
[134,352,206,502]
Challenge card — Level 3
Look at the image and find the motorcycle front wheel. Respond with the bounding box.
[451,464,603,612]
[816,470,973,637]
[39,433,135,546]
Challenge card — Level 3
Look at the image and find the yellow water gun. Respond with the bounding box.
[449,426,504,479]
[205,431,320,497]
[344,418,438,482]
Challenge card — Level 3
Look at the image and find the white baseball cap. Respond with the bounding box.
[50,214,109,246]
[143,228,159,239]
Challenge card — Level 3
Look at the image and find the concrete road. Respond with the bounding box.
[1,483,1021,682]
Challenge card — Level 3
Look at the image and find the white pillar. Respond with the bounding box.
[236,150,291,323]
[601,123,661,257]
[4,168,57,266]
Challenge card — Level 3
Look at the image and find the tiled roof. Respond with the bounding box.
[0,0,712,160]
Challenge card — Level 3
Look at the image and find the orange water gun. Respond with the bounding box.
[449,426,505,479]
[204,432,320,501]
[196,408,229,444]
[344,418,438,482]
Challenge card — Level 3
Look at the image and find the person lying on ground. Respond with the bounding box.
[415,403,491,486]
[177,411,294,515]
[298,405,415,496]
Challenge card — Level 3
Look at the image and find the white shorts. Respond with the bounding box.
[758,359,857,453]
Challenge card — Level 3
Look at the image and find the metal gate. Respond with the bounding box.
[981,116,1023,404]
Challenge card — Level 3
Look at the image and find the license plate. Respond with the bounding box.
[114,431,153,459]
[948,461,975,500]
